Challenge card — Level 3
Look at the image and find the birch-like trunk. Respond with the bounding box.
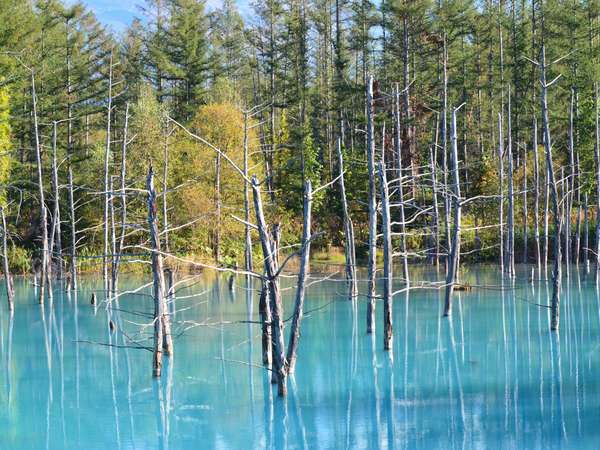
[533,117,541,274]
[103,51,113,299]
[366,75,377,334]
[378,161,393,350]
[286,180,312,373]
[31,70,48,304]
[252,176,287,396]
[540,45,563,331]
[443,107,462,317]
[0,207,14,310]
[337,139,357,298]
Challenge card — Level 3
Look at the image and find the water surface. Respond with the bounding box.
[1,266,599,449]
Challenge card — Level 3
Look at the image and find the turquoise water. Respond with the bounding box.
[1,266,599,449]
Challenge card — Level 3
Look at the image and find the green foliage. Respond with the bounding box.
[8,245,31,274]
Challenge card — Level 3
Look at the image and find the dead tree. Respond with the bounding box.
[594,83,600,273]
[366,75,377,334]
[112,103,130,295]
[443,106,463,317]
[538,45,563,331]
[31,69,48,304]
[506,93,515,278]
[50,121,63,280]
[394,84,409,284]
[498,113,504,273]
[337,138,357,298]
[243,111,253,273]
[0,207,14,310]
[533,117,541,274]
[68,161,77,290]
[252,176,287,396]
[287,180,312,373]
[378,162,393,350]
[147,165,174,377]
[103,50,114,298]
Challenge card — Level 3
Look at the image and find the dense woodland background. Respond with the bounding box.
[0,0,598,274]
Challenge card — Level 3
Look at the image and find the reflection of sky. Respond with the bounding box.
[68,0,253,34]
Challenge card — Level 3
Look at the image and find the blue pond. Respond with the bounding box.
[0,265,599,449]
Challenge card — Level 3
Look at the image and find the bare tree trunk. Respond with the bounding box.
[163,121,170,254]
[430,146,440,269]
[366,75,377,334]
[287,180,312,373]
[522,135,528,264]
[574,153,582,265]
[68,162,77,291]
[337,139,358,298]
[395,84,409,284]
[540,45,562,331]
[378,161,393,350]
[506,92,515,278]
[50,122,63,280]
[103,51,113,299]
[112,103,129,295]
[243,112,253,273]
[498,113,505,273]
[443,106,462,317]
[31,70,48,304]
[259,282,272,367]
[442,39,451,265]
[565,88,575,267]
[594,83,600,273]
[533,117,541,274]
[214,153,222,263]
[252,176,287,396]
[584,193,590,271]
[147,165,170,377]
[1,207,14,310]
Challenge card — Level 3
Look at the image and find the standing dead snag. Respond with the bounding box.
[538,45,563,331]
[31,69,48,304]
[147,165,174,377]
[0,207,14,310]
[378,162,393,351]
[103,50,114,299]
[50,122,63,280]
[243,111,253,273]
[336,139,357,298]
[366,75,378,334]
[443,106,463,317]
[594,83,600,273]
[287,181,312,373]
[68,158,77,291]
[252,176,287,396]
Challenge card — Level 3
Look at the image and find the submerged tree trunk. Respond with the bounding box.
[252,176,287,396]
[50,122,63,280]
[540,45,562,331]
[68,162,77,291]
[443,107,462,317]
[1,207,14,310]
[287,180,312,373]
[366,75,377,334]
[337,139,357,298]
[498,113,504,273]
[378,162,393,350]
[533,117,541,274]
[243,112,253,273]
[31,70,48,304]
[147,165,173,377]
[103,51,114,299]
[395,84,409,284]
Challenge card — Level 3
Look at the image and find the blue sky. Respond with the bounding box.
[69,0,251,34]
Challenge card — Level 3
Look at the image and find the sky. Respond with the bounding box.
[68,0,251,34]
